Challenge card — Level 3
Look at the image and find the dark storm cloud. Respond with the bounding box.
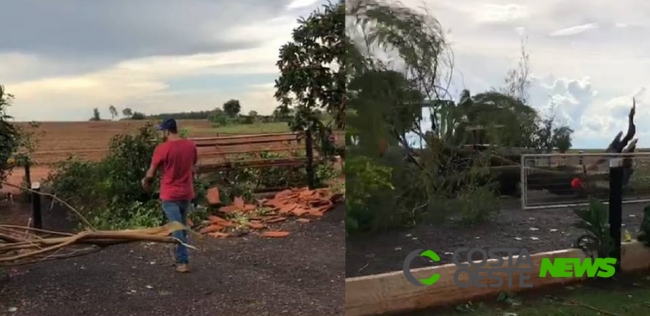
[0,0,293,63]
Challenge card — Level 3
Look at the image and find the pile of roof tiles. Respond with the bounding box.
[196,187,340,238]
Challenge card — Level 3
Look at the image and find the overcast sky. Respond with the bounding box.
[397,0,650,148]
[0,0,325,121]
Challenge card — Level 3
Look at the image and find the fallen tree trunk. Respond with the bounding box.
[0,221,190,266]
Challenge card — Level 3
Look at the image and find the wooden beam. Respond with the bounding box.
[345,242,650,316]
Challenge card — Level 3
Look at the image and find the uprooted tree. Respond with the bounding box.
[344,0,632,233]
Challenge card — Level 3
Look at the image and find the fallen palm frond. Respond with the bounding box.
[0,221,191,266]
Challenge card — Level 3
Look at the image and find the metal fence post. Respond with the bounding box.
[304,128,315,190]
[608,157,623,273]
[31,182,42,229]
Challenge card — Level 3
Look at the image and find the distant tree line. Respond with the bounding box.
[89,101,316,125]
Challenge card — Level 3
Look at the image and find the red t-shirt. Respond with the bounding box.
[152,139,197,201]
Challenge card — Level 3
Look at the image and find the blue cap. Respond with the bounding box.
[157,118,177,131]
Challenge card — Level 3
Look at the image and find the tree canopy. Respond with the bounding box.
[222,99,241,117]
[274,1,345,134]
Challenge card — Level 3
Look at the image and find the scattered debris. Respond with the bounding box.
[196,187,340,239]
[260,231,291,238]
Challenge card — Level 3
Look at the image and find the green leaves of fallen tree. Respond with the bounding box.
[344,1,499,232]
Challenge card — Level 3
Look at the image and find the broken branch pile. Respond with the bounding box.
[197,187,342,238]
[0,222,187,266]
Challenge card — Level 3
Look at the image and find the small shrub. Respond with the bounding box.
[572,198,613,258]
[46,122,208,229]
[454,185,500,224]
[345,155,396,232]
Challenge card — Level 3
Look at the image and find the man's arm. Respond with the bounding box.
[192,144,198,178]
[147,146,164,179]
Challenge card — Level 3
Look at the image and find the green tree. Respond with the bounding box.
[222,99,241,117]
[274,0,345,151]
[0,86,20,184]
[122,108,133,117]
[131,112,146,120]
[108,105,118,120]
[248,110,258,117]
[90,108,101,121]
[552,125,574,153]
[272,105,292,121]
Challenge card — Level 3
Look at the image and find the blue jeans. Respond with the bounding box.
[162,200,191,264]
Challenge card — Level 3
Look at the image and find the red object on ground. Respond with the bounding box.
[571,177,583,190]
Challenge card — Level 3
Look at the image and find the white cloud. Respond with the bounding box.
[474,4,530,23]
[4,14,304,121]
[394,0,650,148]
[549,23,598,37]
[286,0,320,10]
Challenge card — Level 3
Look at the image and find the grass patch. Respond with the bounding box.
[407,272,650,316]
[186,122,291,136]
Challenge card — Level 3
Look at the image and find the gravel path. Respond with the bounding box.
[0,204,345,316]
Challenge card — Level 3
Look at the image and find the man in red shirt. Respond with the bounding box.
[142,118,197,273]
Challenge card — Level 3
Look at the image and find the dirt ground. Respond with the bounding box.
[345,197,645,278]
[0,202,345,316]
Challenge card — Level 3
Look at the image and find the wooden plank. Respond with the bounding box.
[345,242,650,316]
[197,158,308,173]
[194,135,301,147]
[199,146,308,157]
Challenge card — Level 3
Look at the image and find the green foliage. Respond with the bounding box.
[179,128,190,138]
[131,112,146,120]
[345,155,395,232]
[45,122,207,229]
[122,108,133,117]
[637,205,650,247]
[572,198,613,258]
[90,108,101,121]
[344,1,502,232]
[223,99,241,117]
[274,1,345,157]
[201,151,338,205]
[108,105,118,120]
[0,86,21,185]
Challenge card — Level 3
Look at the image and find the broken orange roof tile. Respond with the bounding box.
[265,216,287,223]
[307,211,324,217]
[242,204,256,212]
[291,208,309,216]
[233,196,245,210]
[199,225,225,234]
[206,187,221,205]
[208,232,230,238]
[208,215,234,227]
[248,222,266,229]
[278,203,298,214]
[219,205,239,213]
[297,218,310,223]
[260,231,290,238]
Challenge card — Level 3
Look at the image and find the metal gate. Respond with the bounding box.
[520,152,650,210]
